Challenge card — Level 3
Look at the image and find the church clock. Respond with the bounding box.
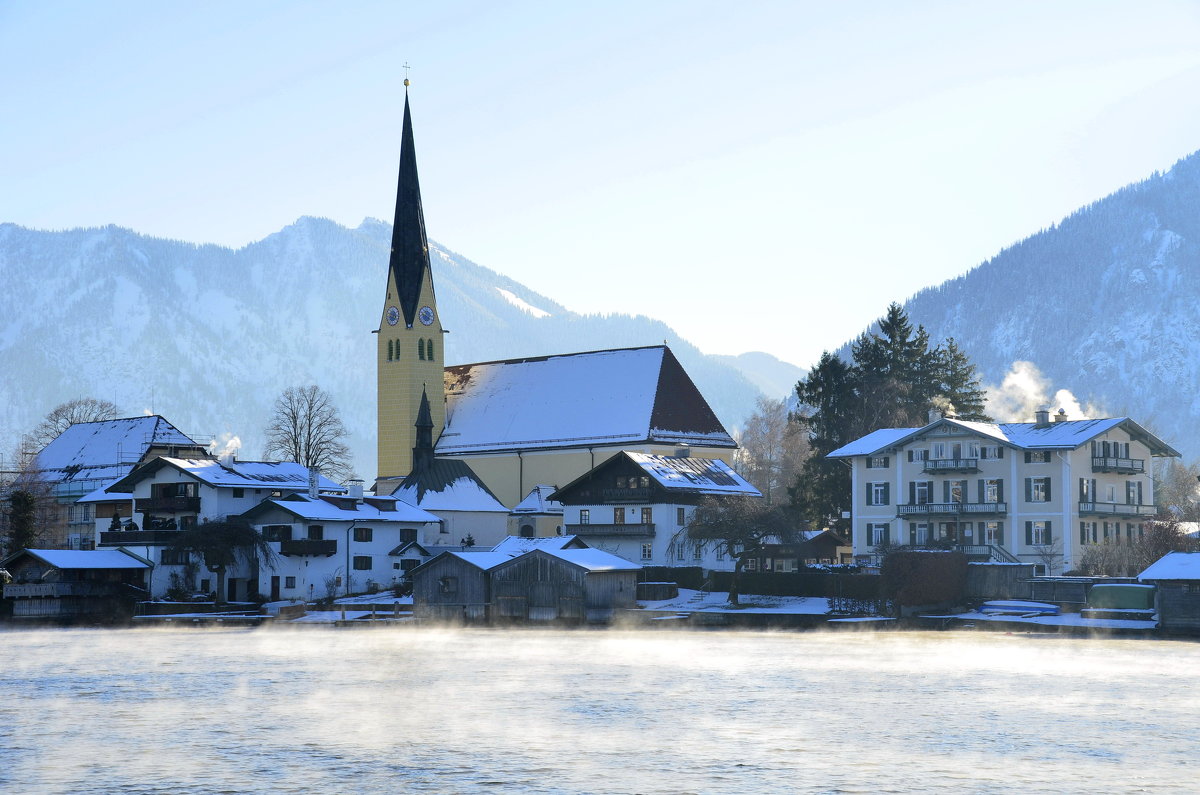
[386,306,400,326]
[418,305,435,326]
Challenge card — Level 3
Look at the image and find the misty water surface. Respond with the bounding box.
[1,627,1197,794]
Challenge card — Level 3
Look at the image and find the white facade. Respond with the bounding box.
[830,415,1178,574]
[562,501,735,570]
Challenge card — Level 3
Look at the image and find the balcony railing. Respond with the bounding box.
[1091,456,1145,474]
[99,530,182,546]
[136,496,201,514]
[4,582,119,598]
[565,523,655,537]
[898,502,1007,516]
[1078,502,1157,517]
[599,488,654,503]
[922,458,980,473]
[280,539,337,557]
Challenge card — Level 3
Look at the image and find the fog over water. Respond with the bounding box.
[2,628,1197,794]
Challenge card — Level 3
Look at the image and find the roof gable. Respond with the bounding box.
[438,346,734,454]
[390,458,506,512]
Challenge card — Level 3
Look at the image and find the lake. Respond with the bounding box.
[2,627,1197,793]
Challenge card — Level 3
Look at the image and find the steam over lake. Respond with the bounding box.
[2,627,1197,793]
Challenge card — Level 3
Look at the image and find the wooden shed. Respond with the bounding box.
[410,551,510,623]
[491,548,640,624]
[1139,552,1200,635]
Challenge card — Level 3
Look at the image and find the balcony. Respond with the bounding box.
[922,458,979,474]
[1091,456,1145,474]
[1078,502,1157,517]
[599,488,654,503]
[99,530,183,546]
[136,496,201,514]
[565,523,655,538]
[898,502,1007,517]
[280,539,337,557]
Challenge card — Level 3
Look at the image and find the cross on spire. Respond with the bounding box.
[402,62,411,88]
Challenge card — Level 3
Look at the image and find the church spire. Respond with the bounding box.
[388,88,432,329]
[412,385,435,471]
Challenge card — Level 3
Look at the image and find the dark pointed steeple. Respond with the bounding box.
[389,89,432,328]
[412,385,435,470]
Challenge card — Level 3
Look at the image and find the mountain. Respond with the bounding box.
[711,352,804,403]
[0,218,775,478]
[899,149,1200,459]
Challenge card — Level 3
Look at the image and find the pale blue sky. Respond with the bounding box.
[4,1,1200,367]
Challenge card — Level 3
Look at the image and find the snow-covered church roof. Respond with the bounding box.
[510,485,563,515]
[389,458,507,513]
[437,345,735,455]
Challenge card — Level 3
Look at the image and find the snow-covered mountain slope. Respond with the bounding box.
[0,218,775,478]
[901,149,1200,459]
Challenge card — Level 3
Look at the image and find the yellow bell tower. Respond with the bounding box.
[377,84,445,485]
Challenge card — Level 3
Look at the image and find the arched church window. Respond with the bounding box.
[387,340,393,361]
[418,339,426,361]
[426,339,435,360]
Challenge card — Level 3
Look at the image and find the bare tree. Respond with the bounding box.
[263,385,353,481]
[1134,517,1198,571]
[29,398,122,449]
[735,396,810,505]
[1153,458,1200,521]
[1032,539,1063,576]
[687,496,800,605]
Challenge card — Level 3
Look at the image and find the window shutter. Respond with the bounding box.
[909,482,916,504]
[1024,451,1031,464]
[943,481,950,503]
[977,479,985,503]
[865,483,872,505]
[996,524,1004,545]
[882,525,890,545]
[1138,481,1144,505]
[907,450,913,463]
[909,524,916,545]
[1045,479,1052,502]
[998,447,1004,459]
[882,456,889,468]
[1080,522,1086,544]
[1024,478,1032,503]
[882,483,890,505]
[1044,521,1052,543]
[1025,522,1033,546]
[997,481,1004,503]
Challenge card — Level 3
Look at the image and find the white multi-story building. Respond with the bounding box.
[828,409,1179,574]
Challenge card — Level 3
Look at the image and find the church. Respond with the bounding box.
[374,88,738,510]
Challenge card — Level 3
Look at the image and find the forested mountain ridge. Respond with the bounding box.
[901,148,1200,459]
[0,218,771,478]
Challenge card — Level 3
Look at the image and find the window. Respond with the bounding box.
[1025,521,1052,546]
[161,548,189,565]
[907,449,928,462]
[639,476,650,488]
[614,507,626,525]
[982,521,1003,545]
[263,525,292,543]
[1026,477,1051,503]
[693,542,703,561]
[866,523,890,546]
[579,509,590,525]
[866,482,890,506]
[945,480,966,504]
[641,543,653,561]
[200,579,210,593]
[354,527,373,543]
[965,442,980,459]
[417,339,426,360]
[931,442,947,459]
[715,545,725,561]
[353,555,372,571]
[1079,521,1098,544]
[426,339,435,359]
[387,340,393,361]
[912,481,934,505]
[1025,451,1051,463]
[676,507,686,525]
[982,479,1003,503]
[438,576,457,594]
[401,559,419,573]
[520,524,534,538]
[284,576,296,589]
[640,507,652,524]
[1126,481,1143,505]
[308,525,324,540]
[676,542,685,561]
[745,558,758,572]
[980,445,1003,460]
[867,456,889,469]
[232,488,244,498]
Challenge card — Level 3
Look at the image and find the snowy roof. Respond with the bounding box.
[437,346,735,454]
[828,417,1179,458]
[511,485,563,515]
[11,548,150,570]
[626,452,761,496]
[108,457,344,493]
[30,415,198,483]
[76,485,132,504]
[243,493,440,525]
[1139,552,1200,581]
[437,551,512,571]
[491,535,586,556]
[390,458,507,513]
[542,548,641,572]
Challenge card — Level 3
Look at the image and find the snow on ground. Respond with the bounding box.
[495,287,551,318]
[639,588,831,615]
[923,609,1157,630]
[334,593,413,606]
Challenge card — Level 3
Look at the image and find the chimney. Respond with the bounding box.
[928,409,942,424]
[1034,407,1051,426]
[307,466,320,499]
[1053,408,1068,423]
[674,444,690,458]
[347,479,365,502]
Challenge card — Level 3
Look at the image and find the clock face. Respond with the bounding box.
[385,306,399,326]
[418,305,435,326]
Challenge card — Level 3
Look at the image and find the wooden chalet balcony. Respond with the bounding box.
[1078,502,1157,517]
[897,502,1007,517]
[922,458,979,474]
[1091,456,1145,474]
[599,488,654,503]
[280,539,337,557]
[565,523,655,538]
[4,582,119,598]
[99,530,182,546]
[136,496,201,514]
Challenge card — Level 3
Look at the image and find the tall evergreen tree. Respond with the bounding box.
[934,338,991,421]
[6,490,38,555]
